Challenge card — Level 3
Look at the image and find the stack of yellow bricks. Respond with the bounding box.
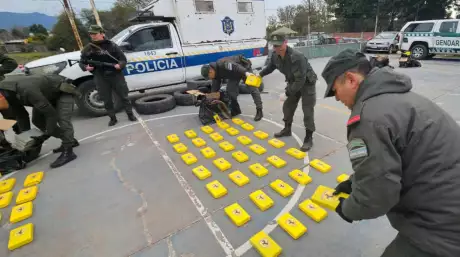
[0,171,45,251]
[167,117,351,257]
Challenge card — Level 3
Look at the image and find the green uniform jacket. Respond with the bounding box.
[210,55,249,89]
[79,40,127,75]
[343,67,460,257]
[0,53,18,81]
[0,74,63,119]
[259,47,317,95]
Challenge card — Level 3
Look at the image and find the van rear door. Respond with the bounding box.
[432,20,460,54]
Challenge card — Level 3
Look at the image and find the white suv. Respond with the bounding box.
[399,19,460,60]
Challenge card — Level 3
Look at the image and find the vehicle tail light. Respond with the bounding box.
[262,42,269,56]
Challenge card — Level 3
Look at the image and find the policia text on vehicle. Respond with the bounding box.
[322,49,460,257]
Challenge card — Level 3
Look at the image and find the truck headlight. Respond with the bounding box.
[25,61,67,75]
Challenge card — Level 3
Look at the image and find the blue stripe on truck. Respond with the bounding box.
[123,47,266,76]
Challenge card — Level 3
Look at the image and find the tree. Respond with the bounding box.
[46,11,89,51]
[11,27,25,38]
[277,5,298,28]
[116,0,150,9]
[29,24,49,36]
[266,15,281,35]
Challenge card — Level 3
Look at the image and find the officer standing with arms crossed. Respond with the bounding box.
[258,32,318,152]
[0,74,80,168]
[201,55,263,121]
[80,25,136,126]
[321,49,460,257]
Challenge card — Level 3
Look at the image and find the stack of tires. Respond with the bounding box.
[134,89,199,115]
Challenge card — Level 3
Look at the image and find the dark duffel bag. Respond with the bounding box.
[196,91,231,125]
[0,144,42,175]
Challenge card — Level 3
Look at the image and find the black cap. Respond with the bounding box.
[321,49,368,98]
[201,65,210,78]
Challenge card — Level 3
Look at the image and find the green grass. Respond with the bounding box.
[8,52,54,64]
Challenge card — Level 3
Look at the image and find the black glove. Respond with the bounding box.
[333,179,352,195]
[336,197,353,223]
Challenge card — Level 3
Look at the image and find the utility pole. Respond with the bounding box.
[89,0,102,26]
[63,0,83,50]
[307,0,311,38]
[374,0,380,37]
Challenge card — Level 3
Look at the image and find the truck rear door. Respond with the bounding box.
[122,24,185,90]
[432,20,460,54]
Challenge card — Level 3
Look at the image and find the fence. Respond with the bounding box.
[295,43,362,59]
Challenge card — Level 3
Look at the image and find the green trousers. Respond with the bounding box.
[32,94,75,147]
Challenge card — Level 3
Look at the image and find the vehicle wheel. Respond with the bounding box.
[410,44,428,60]
[174,90,196,106]
[239,82,265,94]
[76,80,123,117]
[197,86,211,93]
[186,78,212,89]
[134,94,176,115]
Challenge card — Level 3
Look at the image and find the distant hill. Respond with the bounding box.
[0,12,57,30]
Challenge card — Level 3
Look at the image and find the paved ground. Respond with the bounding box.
[1,55,460,257]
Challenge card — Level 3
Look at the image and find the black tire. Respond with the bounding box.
[76,79,123,117]
[410,44,428,60]
[238,82,265,94]
[174,90,196,106]
[134,94,176,115]
[186,78,212,89]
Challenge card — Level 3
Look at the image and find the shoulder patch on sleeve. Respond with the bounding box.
[347,138,368,160]
[347,115,361,126]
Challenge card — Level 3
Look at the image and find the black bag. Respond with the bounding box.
[0,144,42,175]
[196,91,231,125]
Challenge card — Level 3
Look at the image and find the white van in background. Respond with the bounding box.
[24,0,269,116]
[399,19,460,60]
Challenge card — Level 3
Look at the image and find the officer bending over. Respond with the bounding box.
[322,49,460,257]
[80,25,136,127]
[258,32,318,152]
[0,74,80,169]
[201,55,263,121]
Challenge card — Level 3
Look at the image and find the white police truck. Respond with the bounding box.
[24,0,269,116]
[399,19,460,60]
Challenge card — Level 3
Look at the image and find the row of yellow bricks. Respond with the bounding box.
[128,45,264,62]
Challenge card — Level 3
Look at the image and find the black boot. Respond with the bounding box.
[50,147,77,169]
[127,112,137,122]
[254,108,263,121]
[300,130,314,152]
[108,115,118,127]
[53,139,80,153]
[275,122,292,138]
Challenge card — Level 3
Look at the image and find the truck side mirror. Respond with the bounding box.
[119,42,133,52]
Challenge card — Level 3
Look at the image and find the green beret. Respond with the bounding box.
[201,65,210,78]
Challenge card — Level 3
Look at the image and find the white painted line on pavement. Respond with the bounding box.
[133,111,235,256]
[234,115,310,256]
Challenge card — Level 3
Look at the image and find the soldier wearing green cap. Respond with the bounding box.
[323,49,460,257]
[80,25,136,127]
[201,55,263,121]
[0,74,81,168]
[258,31,318,152]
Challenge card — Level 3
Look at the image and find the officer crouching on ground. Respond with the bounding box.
[322,49,460,257]
[80,25,136,127]
[201,55,263,121]
[0,52,18,81]
[0,74,81,168]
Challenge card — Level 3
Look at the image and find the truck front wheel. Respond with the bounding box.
[76,80,123,117]
[410,44,428,60]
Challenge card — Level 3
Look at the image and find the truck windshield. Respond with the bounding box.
[111,27,131,43]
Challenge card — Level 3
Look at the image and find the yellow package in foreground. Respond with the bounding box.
[311,185,349,211]
[245,74,262,88]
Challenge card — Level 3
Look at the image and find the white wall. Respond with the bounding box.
[152,0,266,44]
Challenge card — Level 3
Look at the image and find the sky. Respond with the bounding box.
[0,0,304,17]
